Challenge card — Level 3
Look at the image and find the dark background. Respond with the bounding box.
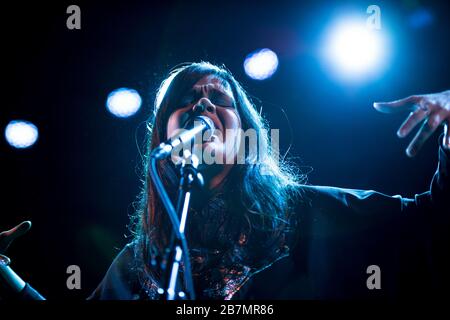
[2,0,449,300]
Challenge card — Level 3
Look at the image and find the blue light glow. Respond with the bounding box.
[106,88,142,118]
[5,120,39,149]
[321,17,388,82]
[244,49,279,80]
[408,8,433,29]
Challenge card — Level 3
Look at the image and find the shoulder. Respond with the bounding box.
[88,242,141,300]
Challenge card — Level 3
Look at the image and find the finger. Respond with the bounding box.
[0,221,32,239]
[373,95,420,114]
[0,221,32,253]
[406,111,445,157]
[397,109,428,138]
[444,123,450,150]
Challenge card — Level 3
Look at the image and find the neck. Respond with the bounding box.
[207,164,233,190]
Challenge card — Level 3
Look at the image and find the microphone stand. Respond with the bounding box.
[149,150,201,300]
[150,115,213,300]
[163,152,203,300]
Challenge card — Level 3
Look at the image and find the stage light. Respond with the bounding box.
[322,17,388,82]
[5,120,39,149]
[106,88,142,118]
[244,48,279,80]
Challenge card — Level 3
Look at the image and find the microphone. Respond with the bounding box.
[151,115,215,160]
[0,254,45,300]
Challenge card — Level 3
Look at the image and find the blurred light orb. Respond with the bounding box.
[106,88,142,118]
[323,18,387,81]
[5,120,39,149]
[244,48,279,80]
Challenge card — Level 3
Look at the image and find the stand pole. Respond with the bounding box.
[150,151,202,300]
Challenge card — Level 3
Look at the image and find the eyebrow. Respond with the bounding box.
[193,86,231,96]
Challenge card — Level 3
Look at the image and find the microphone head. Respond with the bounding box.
[184,115,215,131]
[182,115,215,145]
[0,254,11,266]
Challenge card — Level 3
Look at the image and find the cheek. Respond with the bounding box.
[166,109,190,138]
[166,113,180,139]
[217,108,242,155]
[218,109,241,133]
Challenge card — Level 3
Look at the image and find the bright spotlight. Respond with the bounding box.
[244,48,279,80]
[5,120,39,149]
[322,17,388,81]
[106,88,142,118]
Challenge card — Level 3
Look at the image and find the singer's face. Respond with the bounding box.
[166,75,241,169]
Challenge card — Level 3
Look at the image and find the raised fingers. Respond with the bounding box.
[397,108,429,138]
[444,123,450,150]
[373,95,420,114]
[405,110,446,157]
[0,221,32,254]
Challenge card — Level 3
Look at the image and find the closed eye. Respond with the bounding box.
[179,88,235,108]
[179,91,200,106]
[209,90,235,108]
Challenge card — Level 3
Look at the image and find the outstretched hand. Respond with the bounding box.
[0,221,32,255]
[373,90,450,157]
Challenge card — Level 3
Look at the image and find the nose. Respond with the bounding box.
[192,97,216,115]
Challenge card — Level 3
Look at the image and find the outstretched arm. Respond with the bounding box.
[291,92,449,298]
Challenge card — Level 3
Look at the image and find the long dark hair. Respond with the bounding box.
[130,62,302,293]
